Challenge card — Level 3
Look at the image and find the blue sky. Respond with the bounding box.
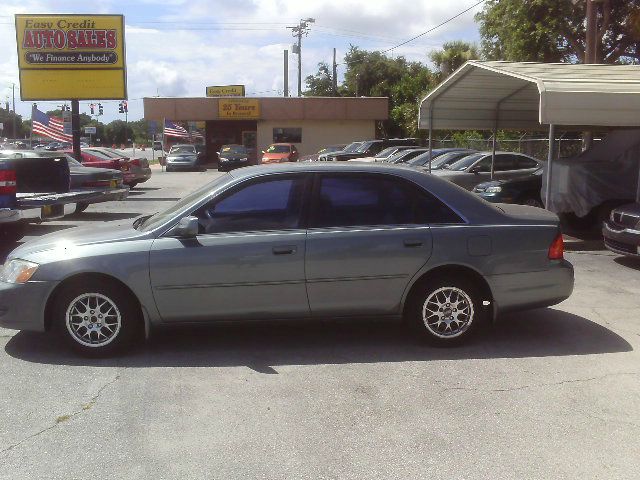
[1,0,483,123]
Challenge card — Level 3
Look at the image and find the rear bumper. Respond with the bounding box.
[0,280,58,332]
[602,221,640,257]
[488,260,574,316]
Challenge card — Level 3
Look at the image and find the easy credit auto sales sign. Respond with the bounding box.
[15,14,127,100]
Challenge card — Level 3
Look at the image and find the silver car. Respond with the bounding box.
[166,144,200,172]
[432,151,541,190]
[0,163,573,356]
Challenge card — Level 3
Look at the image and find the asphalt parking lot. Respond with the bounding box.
[1,167,640,479]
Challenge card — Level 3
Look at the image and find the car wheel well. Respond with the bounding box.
[44,273,143,332]
[404,265,494,319]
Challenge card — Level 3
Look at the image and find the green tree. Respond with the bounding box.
[476,0,640,63]
[304,62,335,96]
[0,109,25,139]
[104,120,133,145]
[429,41,480,79]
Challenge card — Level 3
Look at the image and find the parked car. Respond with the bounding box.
[0,162,574,355]
[355,146,420,163]
[0,152,110,242]
[602,203,640,258]
[544,129,640,230]
[1,150,129,215]
[387,148,430,164]
[165,144,202,172]
[84,147,151,187]
[217,144,251,172]
[408,149,476,169]
[329,138,420,162]
[261,143,299,164]
[432,151,542,191]
[299,144,347,162]
[473,169,544,208]
[318,141,363,161]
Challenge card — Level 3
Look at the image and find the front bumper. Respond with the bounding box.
[166,160,198,170]
[488,260,574,317]
[474,192,516,204]
[0,280,58,332]
[602,221,640,257]
[219,159,249,169]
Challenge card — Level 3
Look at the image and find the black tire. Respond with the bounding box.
[127,182,139,189]
[560,211,597,231]
[518,196,543,208]
[75,202,89,214]
[406,275,486,346]
[0,223,26,244]
[218,165,227,172]
[53,278,141,357]
[165,167,173,172]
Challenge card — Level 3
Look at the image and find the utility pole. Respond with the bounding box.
[284,49,289,97]
[287,18,315,97]
[332,48,338,96]
[11,83,16,140]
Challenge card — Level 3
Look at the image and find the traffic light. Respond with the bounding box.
[122,101,128,113]
[90,103,95,115]
[118,102,124,114]
[98,103,103,115]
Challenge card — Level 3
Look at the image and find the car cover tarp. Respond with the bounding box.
[542,129,640,217]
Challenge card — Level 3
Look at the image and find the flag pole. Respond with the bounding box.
[162,118,166,172]
[30,104,34,148]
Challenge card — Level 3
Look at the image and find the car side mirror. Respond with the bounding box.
[170,216,199,238]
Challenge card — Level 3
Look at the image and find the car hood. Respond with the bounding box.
[262,153,289,159]
[7,222,150,262]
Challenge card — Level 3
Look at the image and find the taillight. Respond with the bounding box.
[548,232,564,260]
[0,169,17,195]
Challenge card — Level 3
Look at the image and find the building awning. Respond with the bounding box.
[419,61,640,131]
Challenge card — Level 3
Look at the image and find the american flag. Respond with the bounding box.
[32,107,72,143]
[164,119,190,138]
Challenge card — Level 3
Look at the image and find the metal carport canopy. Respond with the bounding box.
[419,60,640,131]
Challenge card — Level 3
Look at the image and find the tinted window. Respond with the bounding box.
[273,128,302,143]
[517,156,539,169]
[266,144,291,153]
[312,174,461,227]
[493,155,517,171]
[199,176,306,233]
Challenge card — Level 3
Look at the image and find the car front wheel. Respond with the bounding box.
[53,279,141,356]
[407,276,484,346]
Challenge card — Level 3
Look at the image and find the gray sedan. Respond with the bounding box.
[0,163,573,356]
[432,151,541,190]
[166,144,201,171]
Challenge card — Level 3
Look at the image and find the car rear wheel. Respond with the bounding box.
[127,182,139,189]
[406,276,485,346]
[53,279,141,356]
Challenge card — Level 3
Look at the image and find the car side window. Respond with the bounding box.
[475,157,492,172]
[196,175,306,234]
[517,156,539,169]
[493,155,517,172]
[312,175,415,228]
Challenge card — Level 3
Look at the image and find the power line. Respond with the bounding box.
[381,0,486,53]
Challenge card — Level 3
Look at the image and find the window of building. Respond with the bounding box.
[273,128,302,143]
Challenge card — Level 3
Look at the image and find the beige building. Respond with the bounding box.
[143,96,389,159]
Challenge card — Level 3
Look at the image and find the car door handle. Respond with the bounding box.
[403,239,423,248]
[272,246,296,255]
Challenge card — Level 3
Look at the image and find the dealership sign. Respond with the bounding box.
[15,14,127,100]
[206,85,245,97]
[218,98,260,119]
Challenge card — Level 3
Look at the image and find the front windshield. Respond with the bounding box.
[356,142,375,153]
[170,145,196,154]
[137,175,230,232]
[447,153,485,171]
[220,145,248,155]
[428,151,470,169]
[343,142,362,153]
[374,147,398,159]
[266,145,290,153]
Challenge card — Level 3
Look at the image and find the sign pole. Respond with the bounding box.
[162,118,166,172]
[71,99,81,161]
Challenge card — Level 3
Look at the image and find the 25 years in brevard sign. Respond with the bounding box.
[15,14,127,101]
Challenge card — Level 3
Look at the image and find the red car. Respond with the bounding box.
[260,143,299,164]
[65,148,152,188]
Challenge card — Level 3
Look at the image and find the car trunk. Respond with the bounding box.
[14,156,70,193]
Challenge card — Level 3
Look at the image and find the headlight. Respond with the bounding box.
[0,259,39,284]
[485,186,502,193]
[240,157,248,161]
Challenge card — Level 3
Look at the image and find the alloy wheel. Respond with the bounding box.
[422,287,474,338]
[65,293,122,347]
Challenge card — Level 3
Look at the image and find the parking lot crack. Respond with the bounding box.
[0,375,120,455]
[443,371,639,393]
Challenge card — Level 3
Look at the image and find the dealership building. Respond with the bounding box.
[143,96,389,159]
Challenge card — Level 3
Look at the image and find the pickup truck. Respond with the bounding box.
[0,154,123,242]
